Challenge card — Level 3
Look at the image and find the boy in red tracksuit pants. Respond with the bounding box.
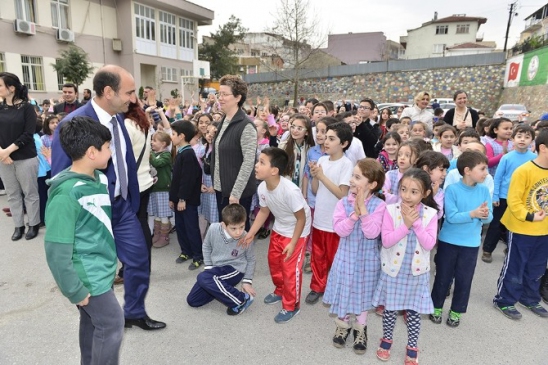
[306,122,354,306]
[242,147,311,324]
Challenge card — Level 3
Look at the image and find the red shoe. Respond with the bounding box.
[375,305,385,316]
[376,338,392,361]
[3,207,10,213]
[404,346,419,364]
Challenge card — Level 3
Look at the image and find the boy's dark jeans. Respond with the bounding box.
[175,204,203,261]
[79,290,124,365]
[431,240,479,313]
[483,199,508,253]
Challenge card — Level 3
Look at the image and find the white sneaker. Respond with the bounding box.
[0,190,6,196]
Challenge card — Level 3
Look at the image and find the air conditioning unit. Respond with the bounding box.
[56,28,74,43]
[112,38,123,52]
[14,19,36,35]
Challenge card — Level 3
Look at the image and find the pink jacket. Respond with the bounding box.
[333,194,386,239]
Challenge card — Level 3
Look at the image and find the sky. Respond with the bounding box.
[191,0,544,50]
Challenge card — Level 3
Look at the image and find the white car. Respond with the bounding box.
[493,104,529,122]
[439,103,456,115]
[432,98,453,105]
[377,103,408,115]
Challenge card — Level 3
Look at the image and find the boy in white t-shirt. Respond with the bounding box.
[306,122,354,305]
[242,147,311,324]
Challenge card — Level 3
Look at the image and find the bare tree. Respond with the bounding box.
[266,0,326,106]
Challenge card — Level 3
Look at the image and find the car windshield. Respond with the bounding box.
[500,105,526,111]
[440,103,455,108]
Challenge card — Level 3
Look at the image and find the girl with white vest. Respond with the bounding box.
[372,169,439,365]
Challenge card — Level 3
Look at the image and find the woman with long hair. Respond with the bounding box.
[116,100,161,281]
[0,72,40,241]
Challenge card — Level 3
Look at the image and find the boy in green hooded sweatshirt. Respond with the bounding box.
[44,116,123,365]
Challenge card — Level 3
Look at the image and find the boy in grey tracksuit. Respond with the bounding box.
[186,204,256,315]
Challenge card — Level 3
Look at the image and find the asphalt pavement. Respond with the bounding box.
[0,194,547,365]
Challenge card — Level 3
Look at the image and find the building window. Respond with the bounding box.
[161,67,177,82]
[433,44,445,54]
[456,24,470,34]
[134,3,155,41]
[159,11,176,45]
[0,54,5,73]
[15,0,36,22]
[179,18,194,49]
[51,0,69,28]
[435,25,448,35]
[55,59,65,90]
[251,50,259,57]
[21,55,44,91]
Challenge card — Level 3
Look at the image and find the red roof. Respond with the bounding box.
[446,42,492,49]
[432,16,487,25]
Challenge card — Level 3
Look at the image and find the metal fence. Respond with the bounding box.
[243,52,506,83]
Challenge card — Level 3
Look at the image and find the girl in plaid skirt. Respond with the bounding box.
[148,131,174,248]
[200,124,219,226]
[373,169,439,365]
[323,159,386,355]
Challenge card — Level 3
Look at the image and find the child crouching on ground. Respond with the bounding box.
[187,204,256,315]
[44,116,123,364]
[242,147,311,324]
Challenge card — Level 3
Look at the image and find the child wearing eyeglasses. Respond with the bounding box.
[278,114,315,190]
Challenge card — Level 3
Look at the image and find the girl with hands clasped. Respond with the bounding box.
[373,169,439,365]
[323,159,387,355]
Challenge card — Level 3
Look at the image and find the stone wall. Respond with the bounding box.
[499,85,548,121]
[247,64,506,115]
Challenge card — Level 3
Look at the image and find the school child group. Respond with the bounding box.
[178,103,548,365]
[44,95,548,365]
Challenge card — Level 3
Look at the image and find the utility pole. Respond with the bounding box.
[504,1,518,52]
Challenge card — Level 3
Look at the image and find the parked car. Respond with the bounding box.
[493,104,529,122]
[432,98,453,105]
[440,103,456,115]
[377,103,408,115]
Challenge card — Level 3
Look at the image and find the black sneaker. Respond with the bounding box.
[519,302,548,318]
[495,304,522,320]
[352,324,367,354]
[481,252,493,263]
[446,311,461,327]
[188,259,203,271]
[175,253,190,263]
[305,290,323,305]
[332,321,351,348]
[429,308,442,324]
[227,295,254,316]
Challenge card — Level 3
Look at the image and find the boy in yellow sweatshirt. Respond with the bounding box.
[493,129,548,320]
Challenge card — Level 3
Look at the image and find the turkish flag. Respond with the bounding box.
[508,62,520,81]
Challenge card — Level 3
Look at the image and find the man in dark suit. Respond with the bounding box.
[53,83,83,114]
[51,65,166,331]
